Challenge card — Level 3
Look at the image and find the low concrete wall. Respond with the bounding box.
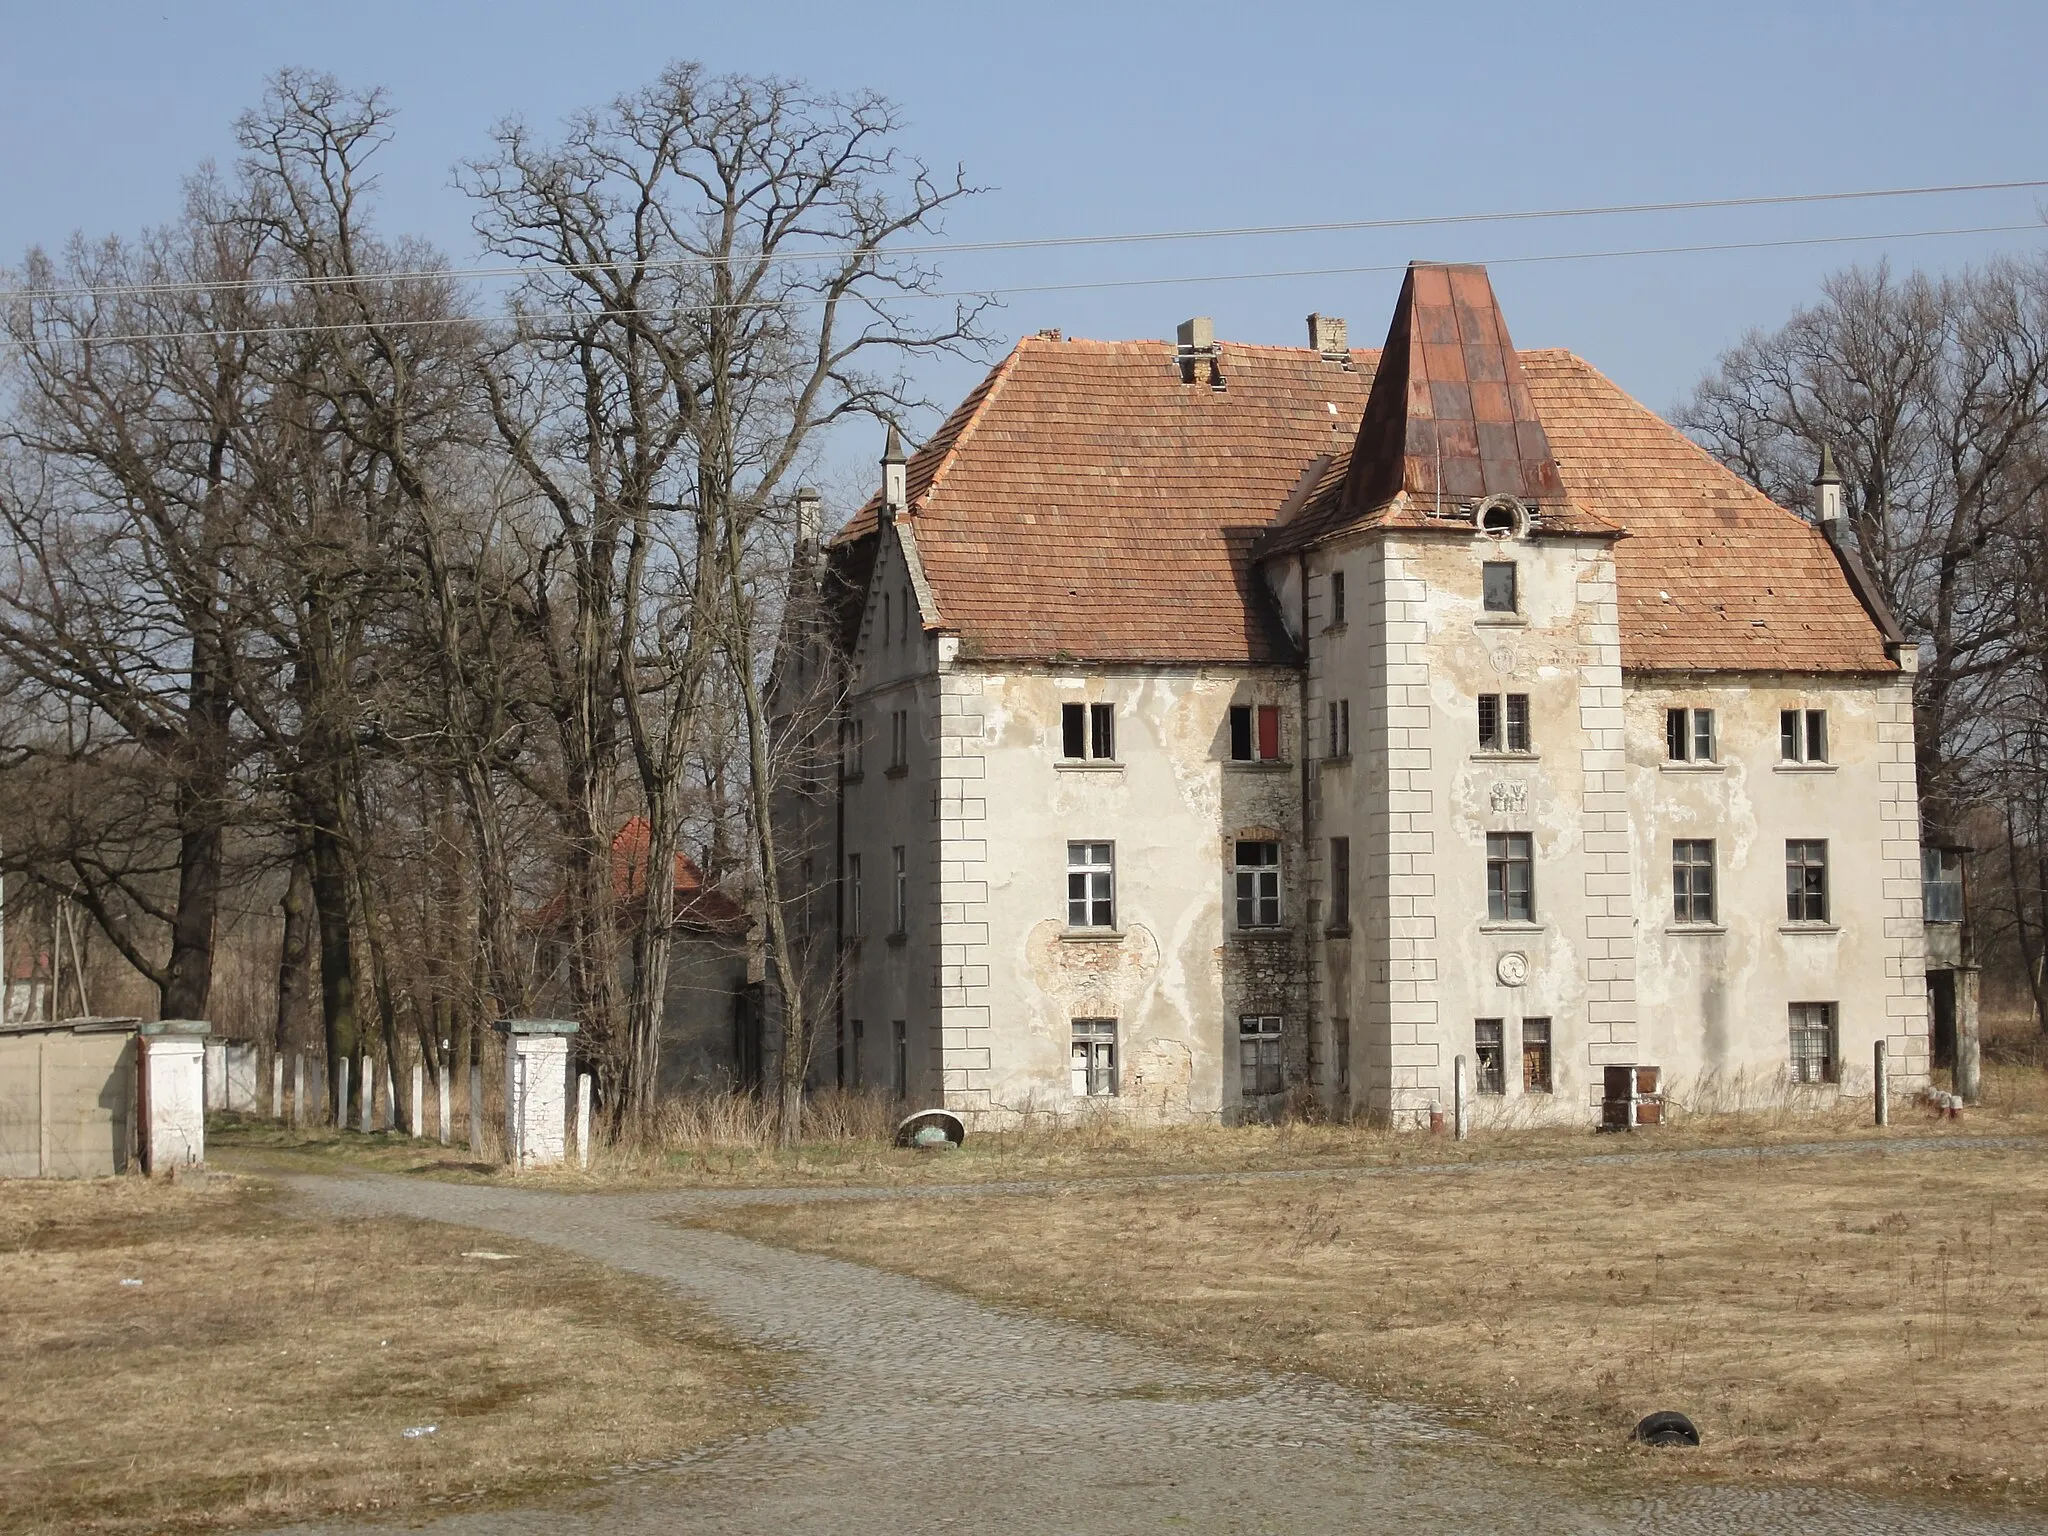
[0,1021,140,1177]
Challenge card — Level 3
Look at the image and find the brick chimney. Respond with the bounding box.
[1176,316,1223,388]
[1307,312,1348,360]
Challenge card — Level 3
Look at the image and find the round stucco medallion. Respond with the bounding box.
[1496,951,1529,987]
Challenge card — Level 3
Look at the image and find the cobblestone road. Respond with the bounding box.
[269,1166,2046,1536]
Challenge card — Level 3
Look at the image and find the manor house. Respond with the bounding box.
[795,262,1931,1127]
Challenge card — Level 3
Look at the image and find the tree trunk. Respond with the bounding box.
[274,846,314,1054]
[305,793,359,1120]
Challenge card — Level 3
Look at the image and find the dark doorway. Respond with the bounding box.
[1929,970,1957,1071]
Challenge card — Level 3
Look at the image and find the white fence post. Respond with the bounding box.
[1874,1038,1890,1127]
[578,1073,594,1170]
[336,1056,350,1131]
[292,1053,306,1129]
[359,1056,374,1134]
[1453,1054,1469,1142]
[272,1054,284,1119]
[410,1062,424,1140]
[438,1065,450,1146]
[468,1063,484,1155]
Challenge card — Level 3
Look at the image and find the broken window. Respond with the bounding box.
[1923,847,1964,923]
[1788,1002,1838,1084]
[892,1020,908,1098]
[1330,568,1346,626]
[1482,561,1517,613]
[1060,702,1115,761]
[1239,1014,1284,1097]
[1522,1017,1553,1093]
[1326,698,1351,757]
[1228,704,1283,762]
[1486,832,1534,922]
[846,853,862,935]
[1781,708,1828,763]
[1329,836,1351,930]
[1474,1019,1506,1095]
[1478,693,1531,752]
[1071,1018,1118,1097]
[1067,841,1115,929]
[1672,839,1716,925]
[1785,840,1829,923]
[891,846,908,934]
[1665,707,1715,762]
[1235,840,1282,928]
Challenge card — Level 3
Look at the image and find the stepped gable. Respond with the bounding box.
[1522,352,1896,674]
[839,334,1377,664]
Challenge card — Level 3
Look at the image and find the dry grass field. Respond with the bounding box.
[707,1136,2048,1507]
[0,1175,782,1535]
[215,1061,2048,1192]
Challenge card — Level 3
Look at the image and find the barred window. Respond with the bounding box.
[1522,1017,1553,1094]
[1789,1002,1838,1084]
[1478,693,1531,753]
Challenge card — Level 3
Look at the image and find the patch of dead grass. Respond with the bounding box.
[212,1063,2048,1193]
[0,1174,783,1535]
[705,1141,2048,1507]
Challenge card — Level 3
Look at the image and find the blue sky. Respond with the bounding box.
[3,0,2044,498]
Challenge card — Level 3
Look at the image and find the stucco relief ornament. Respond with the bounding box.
[1489,780,1528,814]
[1489,642,1518,676]
[1496,952,1529,987]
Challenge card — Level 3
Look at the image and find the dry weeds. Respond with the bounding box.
[707,1137,2048,1507]
[216,1063,2048,1193]
[0,1175,783,1535]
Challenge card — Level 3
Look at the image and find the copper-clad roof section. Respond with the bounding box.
[1342,262,1568,516]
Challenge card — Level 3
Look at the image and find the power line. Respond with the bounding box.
[2,176,2044,305]
[1,217,2041,352]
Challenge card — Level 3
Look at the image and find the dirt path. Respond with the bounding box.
[264,1167,2046,1536]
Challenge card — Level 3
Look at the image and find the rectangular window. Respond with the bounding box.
[1781,708,1829,763]
[892,1020,908,1098]
[1330,569,1346,626]
[1060,702,1117,761]
[1479,693,1531,752]
[1923,847,1964,923]
[891,845,908,933]
[1238,1014,1283,1098]
[1235,840,1282,928]
[1474,1019,1505,1095]
[1788,1002,1838,1084]
[1522,1017,1552,1093]
[1067,841,1115,929]
[880,592,891,646]
[1229,704,1253,761]
[1070,1018,1118,1097]
[889,709,909,771]
[1329,836,1351,929]
[847,853,862,935]
[1483,561,1517,613]
[841,718,866,778]
[1672,839,1716,925]
[1785,839,1829,923]
[1326,699,1351,758]
[1666,707,1715,762]
[1485,832,1534,922]
[1257,704,1282,761]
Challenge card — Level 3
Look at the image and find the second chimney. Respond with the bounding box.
[1307,312,1348,359]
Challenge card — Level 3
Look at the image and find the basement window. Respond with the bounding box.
[1788,1002,1839,1084]
[1522,1017,1553,1094]
[1239,1014,1284,1098]
[1474,1020,1506,1095]
[1071,1018,1119,1097]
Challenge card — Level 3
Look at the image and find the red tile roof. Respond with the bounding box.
[837,278,1896,674]
[533,819,748,937]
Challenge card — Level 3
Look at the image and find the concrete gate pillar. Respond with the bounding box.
[1954,964,1983,1104]
[141,1020,211,1173]
[494,1019,578,1169]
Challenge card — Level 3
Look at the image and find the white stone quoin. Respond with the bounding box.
[143,1020,210,1172]
[495,1019,577,1169]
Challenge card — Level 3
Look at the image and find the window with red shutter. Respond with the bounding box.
[1256,704,1281,762]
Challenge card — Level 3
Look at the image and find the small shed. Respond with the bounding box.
[0,1016,211,1178]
